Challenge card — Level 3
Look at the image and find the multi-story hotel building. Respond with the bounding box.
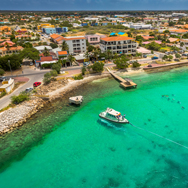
[100,36,138,55]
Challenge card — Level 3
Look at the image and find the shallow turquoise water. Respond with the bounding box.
[1,68,188,187]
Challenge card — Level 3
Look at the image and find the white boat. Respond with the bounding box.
[69,96,83,105]
[99,108,129,124]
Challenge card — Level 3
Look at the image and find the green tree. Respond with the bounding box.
[84,50,90,61]
[91,62,104,73]
[50,70,58,77]
[132,61,141,68]
[20,48,39,63]
[50,43,58,49]
[62,41,69,51]
[105,50,112,60]
[88,45,95,52]
[11,92,30,104]
[67,55,76,66]
[81,66,86,75]
[0,69,5,75]
[114,55,129,69]
[43,72,51,84]
[146,42,161,51]
[43,47,50,56]
[175,53,181,59]
[52,63,61,74]
[168,55,173,61]
[162,55,168,61]
[180,42,184,47]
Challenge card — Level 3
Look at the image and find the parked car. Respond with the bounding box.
[25,88,33,92]
[0,76,6,82]
[33,82,41,87]
[151,56,158,60]
[143,55,147,58]
[182,54,187,56]
[83,62,90,66]
[174,59,180,61]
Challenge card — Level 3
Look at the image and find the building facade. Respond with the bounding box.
[63,36,86,54]
[100,36,138,55]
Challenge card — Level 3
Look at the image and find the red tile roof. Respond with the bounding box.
[101,36,134,42]
[57,51,68,55]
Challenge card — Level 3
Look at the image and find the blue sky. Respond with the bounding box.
[0,0,188,10]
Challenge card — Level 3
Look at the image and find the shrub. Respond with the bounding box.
[74,74,83,80]
[81,66,86,75]
[43,72,51,84]
[11,92,29,104]
[132,61,141,68]
[91,62,104,73]
[50,70,58,77]
[0,69,5,76]
[0,91,6,98]
[52,63,61,74]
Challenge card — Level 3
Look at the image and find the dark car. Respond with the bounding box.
[0,76,6,82]
[25,88,33,92]
[182,54,188,56]
[33,82,41,87]
[174,59,180,61]
[143,55,147,58]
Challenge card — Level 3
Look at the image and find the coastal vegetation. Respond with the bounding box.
[11,92,30,104]
[114,55,129,69]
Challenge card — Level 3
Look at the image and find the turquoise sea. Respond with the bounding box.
[1,67,188,188]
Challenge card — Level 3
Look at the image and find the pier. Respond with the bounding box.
[106,68,137,89]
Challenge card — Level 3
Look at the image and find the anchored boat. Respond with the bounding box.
[69,96,83,105]
[99,108,129,124]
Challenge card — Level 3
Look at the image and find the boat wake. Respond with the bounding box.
[97,119,127,132]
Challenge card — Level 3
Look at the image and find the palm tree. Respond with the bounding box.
[105,49,112,61]
[62,41,69,51]
[93,48,100,61]
[84,50,90,61]
[67,55,76,66]
[43,47,50,56]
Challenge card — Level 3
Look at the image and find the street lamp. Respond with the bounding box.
[8,60,12,76]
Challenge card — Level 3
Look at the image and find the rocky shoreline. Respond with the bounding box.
[0,73,111,135]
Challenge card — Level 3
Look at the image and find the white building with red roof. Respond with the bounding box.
[100,36,138,55]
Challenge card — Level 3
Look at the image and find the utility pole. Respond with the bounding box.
[8,60,12,76]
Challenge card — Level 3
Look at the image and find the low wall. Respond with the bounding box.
[143,61,188,73]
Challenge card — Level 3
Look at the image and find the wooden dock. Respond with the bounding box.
[106,68,137,89]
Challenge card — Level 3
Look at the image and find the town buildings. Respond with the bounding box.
[100,36,138,55]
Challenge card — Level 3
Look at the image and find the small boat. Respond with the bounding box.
[69,96,83,105]
[99,108,129,124]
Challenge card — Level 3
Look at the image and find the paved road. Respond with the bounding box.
[0,66,45,110]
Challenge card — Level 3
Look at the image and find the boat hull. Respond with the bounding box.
[99,114,129,124]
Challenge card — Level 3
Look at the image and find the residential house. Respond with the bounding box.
[0,40,15,47]
[111,21,118,25]
[100,36,138,55]
[50,34,64,44]
[101,21,109,26]
[42,27,56,34]
[142,36,155,40]
[15,35,32,40]
[34,46,52,53]
[0,26,11,32]
[130,24,152,29]
[168,38,179,43]
[40,17,52,22]
[180,39,188,47]
[81,22,88,26]
[85,34,105,45]
[35,56,58,67]
[56,51,68,58]
[0,78,14,93]
[170,29,188,35]
[0,46,23,56]
[17,29,27,34]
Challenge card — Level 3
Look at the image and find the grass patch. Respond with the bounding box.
[0,91,6,99]
[0,104,15,113]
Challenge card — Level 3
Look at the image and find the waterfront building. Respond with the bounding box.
[100,36,138,55]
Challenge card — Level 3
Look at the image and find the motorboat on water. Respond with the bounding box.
[69,96,83,105]
[99,108,129,124]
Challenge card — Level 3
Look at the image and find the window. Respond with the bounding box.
[82,43,84,45]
